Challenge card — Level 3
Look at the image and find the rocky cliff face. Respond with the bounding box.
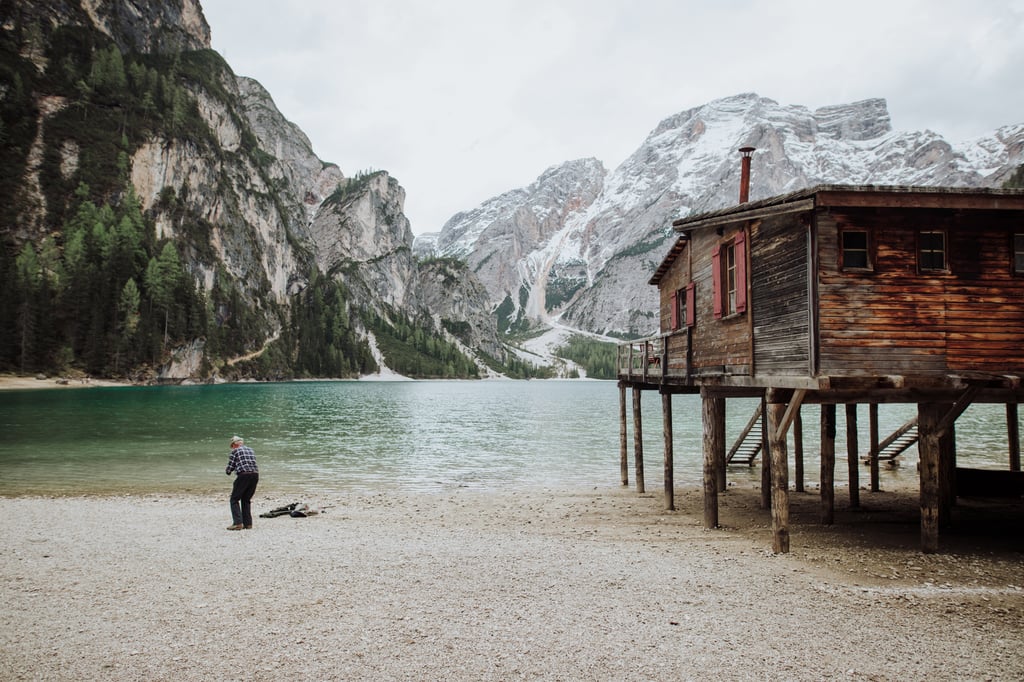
[433,158,606,332]
[424,93,1024,337]
[12,0,210,56]
[3,0,504,379]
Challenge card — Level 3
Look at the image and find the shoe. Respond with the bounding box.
[226,524,244,530]
[243,525,252,530]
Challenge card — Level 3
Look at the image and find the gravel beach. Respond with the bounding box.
[2,483,1022,681]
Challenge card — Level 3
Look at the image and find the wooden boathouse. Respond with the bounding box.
[617,163,1024,553]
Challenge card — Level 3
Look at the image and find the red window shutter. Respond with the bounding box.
[669,291,678,330]
[735,231,748,313]
[685,282,695,327]
[711,245,723,319]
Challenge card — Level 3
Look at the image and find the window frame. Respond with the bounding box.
[1014,232,1024,276]
[711,230,747,319]
[917,229,948,273]
[839,227,873,272]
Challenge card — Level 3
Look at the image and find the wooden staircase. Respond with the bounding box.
[862,416,919,464]
[727,403,763,466]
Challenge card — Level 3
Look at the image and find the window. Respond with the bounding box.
[1015,233,1024,275]
[725,243,737,312]
[685,282,695,327]
[675,288,686,330]
[840,229,871,270]
[669,283,696,329]
[669,290,681,330]
[918,230,947,272]
[712,231,747,318]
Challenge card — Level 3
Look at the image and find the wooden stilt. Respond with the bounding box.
[869,403,880,493]
[760,395,771,510]
[793,409,804,493]
[1009,403,1021,472]
[619,383,628,486]
[845,403,860,509]
[662,391,674,511]
[918,402,941,553]
[820,404,836,525]
[632,387,645,494]
[766,399,791,553]
[714,397,727,493]
[701,391,722,528]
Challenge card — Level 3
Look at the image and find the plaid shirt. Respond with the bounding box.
[226,445,259,475]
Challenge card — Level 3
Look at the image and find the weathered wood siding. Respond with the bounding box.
[817,207,1024,376]
[658,240,689,333]
[690,225,751,375]
[657,240,691,374]
[751,215,810,374]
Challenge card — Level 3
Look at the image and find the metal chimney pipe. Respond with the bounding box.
[738,146,755,204]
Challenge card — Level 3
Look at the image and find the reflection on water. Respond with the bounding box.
[0,380,1018,495]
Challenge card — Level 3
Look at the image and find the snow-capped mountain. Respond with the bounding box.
[419,93,1024,337]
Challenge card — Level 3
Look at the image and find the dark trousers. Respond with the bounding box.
[229,473,259,526]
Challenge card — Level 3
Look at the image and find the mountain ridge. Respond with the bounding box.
[419,93,1024,336]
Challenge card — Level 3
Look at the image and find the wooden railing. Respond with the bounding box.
[617,331,689,383]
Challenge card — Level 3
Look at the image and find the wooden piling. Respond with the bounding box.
[793,409,804,493]
[845,403,860,509]
[714,397,727,493]
[619,383,628,486]
[701,392,722,528]
[662,391,674,511]
[760,395,771,510]
[766,400,791,553]
[868,403,880,492]
[820,404,836,525]
[918,402,941,553]
[939,422,956,526]
[632,387,645,494]
[1009,403,1021,472]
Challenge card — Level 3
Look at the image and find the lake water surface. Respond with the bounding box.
[0,380,1017,496]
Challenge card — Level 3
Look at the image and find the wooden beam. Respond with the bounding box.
[632,387,645,494]
[817,188,1024,211]
[773,389,807,441]
[934,386,980,439]
[672,198,817,232]
[662,392,674,511]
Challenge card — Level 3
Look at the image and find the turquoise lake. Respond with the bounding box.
[0,380,1018,496]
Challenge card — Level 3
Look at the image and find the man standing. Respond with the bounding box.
[225,436,259,530]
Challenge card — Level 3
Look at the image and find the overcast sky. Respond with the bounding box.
[200,0,1024,234]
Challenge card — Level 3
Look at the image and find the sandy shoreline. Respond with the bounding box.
[2,484,1021,681]
[0,374,132,390]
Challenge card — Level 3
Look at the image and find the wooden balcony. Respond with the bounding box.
[616,330,691,386]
